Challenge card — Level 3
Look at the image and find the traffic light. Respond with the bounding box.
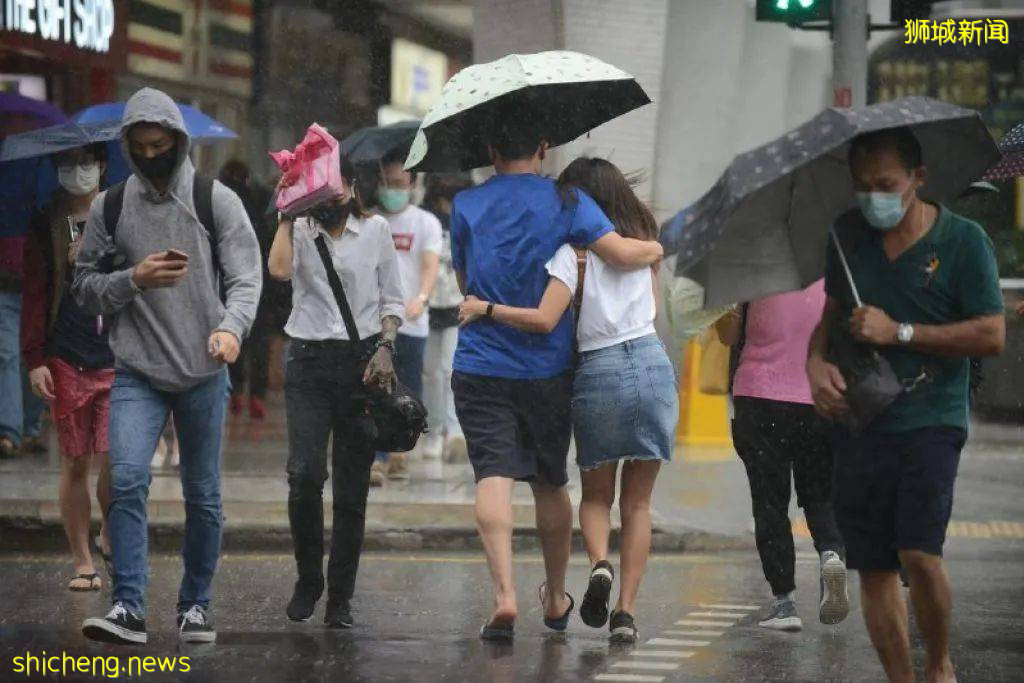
[755,0,832,25]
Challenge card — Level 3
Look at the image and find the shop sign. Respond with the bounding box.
[2,0,115,54]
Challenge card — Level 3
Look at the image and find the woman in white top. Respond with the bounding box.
[267,152,404,629]
[459,158,677,643]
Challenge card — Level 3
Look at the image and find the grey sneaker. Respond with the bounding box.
[819,550,850,625]
[758,597,802,632]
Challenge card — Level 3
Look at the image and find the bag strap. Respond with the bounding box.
[313,233,361,343]
[572,246,587,335]
[103,181,126,241]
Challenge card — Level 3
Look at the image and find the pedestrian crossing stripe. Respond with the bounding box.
[629,651,696,659]
[664,630,724,637]
[686,611,743,619]
[647,638,710,647]
[699,603,758,611]
[612,661,681,671]
[594,674,666,683]
[674,619,736,627]
[792,518,1024,539]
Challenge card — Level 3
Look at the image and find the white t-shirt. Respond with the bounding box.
[379,205,443,338]
[546,243,657,353]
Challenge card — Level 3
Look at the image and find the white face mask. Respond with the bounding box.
[58,163,101,196]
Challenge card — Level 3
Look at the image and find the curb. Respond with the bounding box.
[0,516,753,554]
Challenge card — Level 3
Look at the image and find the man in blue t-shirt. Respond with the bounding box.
[450,117,662,640]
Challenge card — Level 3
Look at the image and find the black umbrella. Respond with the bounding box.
[670,96,1000,307]
[341,120,420,165]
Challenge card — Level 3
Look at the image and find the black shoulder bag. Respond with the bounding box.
[312,233,427,452]
[827,227,903,433]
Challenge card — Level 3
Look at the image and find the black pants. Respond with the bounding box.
[284,339,375,604]
[229,318,271,398]
[732,396,844,596]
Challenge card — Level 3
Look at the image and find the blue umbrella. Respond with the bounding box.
[0,120,120,162]
[74,102,237,140]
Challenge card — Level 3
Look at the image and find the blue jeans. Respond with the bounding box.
[376,333,427,462]
[0,292,23,443]
[108,368,229,616]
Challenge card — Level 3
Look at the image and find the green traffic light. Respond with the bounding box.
[775,0,815,8]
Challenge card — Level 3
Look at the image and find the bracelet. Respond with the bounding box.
[486,302,495,318]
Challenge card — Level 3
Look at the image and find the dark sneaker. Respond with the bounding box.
[819,550,850,625]
[82,602,147,645]
[580,560,614,628]
[325,601,353,629]
[177,605,216,643]
[287,581,323,622]
[758,597,802,632]
[609,610,637,643]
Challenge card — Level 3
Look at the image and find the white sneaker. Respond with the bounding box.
[443,435,467,463]
[421,433,443,460]
[819,550,850,625]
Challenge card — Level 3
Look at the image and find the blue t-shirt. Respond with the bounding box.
[451,173,614,379]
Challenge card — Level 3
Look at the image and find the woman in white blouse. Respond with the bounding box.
[459,158,677,644]
[268,153,404,629]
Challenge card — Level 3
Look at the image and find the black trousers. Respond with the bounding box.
[732,396,844,596]
[284,339,375,604]
[229,317,272,398]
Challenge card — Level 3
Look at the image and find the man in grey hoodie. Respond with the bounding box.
[75,87,261,645]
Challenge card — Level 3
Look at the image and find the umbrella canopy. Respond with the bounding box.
[982,121,1024,180]
[74,102,237,140]
[1,101,237,164]
[342,120,420,165]
[405,50,650,172]
[0,92,67,129]
[670,96,999,308]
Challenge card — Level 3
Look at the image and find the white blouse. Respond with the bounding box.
[284,215,405,341]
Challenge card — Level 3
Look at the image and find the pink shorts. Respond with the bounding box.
[48,358,114,458]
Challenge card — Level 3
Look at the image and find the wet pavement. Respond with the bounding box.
[2,540,1023,682]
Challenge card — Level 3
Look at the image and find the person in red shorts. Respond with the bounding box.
[22,143,114,591]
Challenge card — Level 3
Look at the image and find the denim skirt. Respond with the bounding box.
[572,334,678,470]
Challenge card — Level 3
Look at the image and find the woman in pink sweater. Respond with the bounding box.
[718,280,848,632]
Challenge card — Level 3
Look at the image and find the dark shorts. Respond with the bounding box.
[452,371,572,486]
[832,426,966,572]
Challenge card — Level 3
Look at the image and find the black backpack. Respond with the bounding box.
[102,174,221,284]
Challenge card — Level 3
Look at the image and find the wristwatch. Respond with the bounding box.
[375,338,396,354]
[485,302,495,318]
[897,323,915,345]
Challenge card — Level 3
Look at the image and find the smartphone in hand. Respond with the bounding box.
[165,249,189,262]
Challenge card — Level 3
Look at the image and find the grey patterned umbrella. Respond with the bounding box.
[670,96,999,307]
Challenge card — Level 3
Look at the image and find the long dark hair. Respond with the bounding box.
[339,152,371,219]
[557,157,659,241]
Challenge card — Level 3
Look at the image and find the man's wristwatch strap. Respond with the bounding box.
[486,302,495,318]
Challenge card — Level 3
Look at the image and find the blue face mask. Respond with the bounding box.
[379,187,410,213]
[856,191,908,230]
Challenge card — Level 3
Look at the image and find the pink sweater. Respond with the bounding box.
[732,280,826,406]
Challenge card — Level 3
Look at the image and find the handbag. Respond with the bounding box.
[827,227,903,433]
[312,234,428,452]
[270,123,345,216]
[698,323,731,396]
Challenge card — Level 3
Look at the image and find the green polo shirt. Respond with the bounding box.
[825,205,1004,434]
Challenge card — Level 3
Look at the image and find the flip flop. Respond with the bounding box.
[69,573,102,592]
[539,583,575,632]
[479,619,515,642]
[94,535,113,579]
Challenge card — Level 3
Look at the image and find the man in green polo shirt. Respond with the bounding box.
[807,127,1005,683]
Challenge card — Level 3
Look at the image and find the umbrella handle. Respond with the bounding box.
[829,226,862,308]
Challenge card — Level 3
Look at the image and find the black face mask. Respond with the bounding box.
[132,146,178,181]
[309,201,351,228]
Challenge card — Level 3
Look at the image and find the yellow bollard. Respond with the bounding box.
[677,340,732,447]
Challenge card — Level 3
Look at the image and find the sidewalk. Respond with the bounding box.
[0,391,755,553]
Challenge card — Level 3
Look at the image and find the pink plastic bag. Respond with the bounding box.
[269,123,346,215]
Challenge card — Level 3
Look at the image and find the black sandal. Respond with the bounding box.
[539,584,575,632]
[69,573,101,592]
[479,619,515,642]
[581,560,614,628]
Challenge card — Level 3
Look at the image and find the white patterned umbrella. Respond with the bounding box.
[404,51,650,172]
[670,96,1000,308]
